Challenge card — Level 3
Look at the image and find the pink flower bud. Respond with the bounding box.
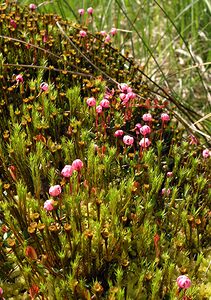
[140,125,151,136]
[167,171,173,177]
[72,159,83,171]
[161,188,170,196]
[176,275,191,289]
[123,135,134,145]
[29,3,37,10]
[161,113,170,122]
[87,7,93,15]
[96,105,103,114]
[16,74,23,83]
[142,113,152,122]
[119,83,129,93]
[114,130,124,137]
[40,82,49,91]
[44,199,54,211]
[135,123,142,134]
[100,31,107,36]
[61,165,73,178]
[189,134,198,145]
[128,92,136,100]
[10,19,17,29]
[86,97,96,107]
[78,8,85,15]
[0,287,3,296]
[49,185,62,197]
[105,35,111,43]
[110,27,117,36]
[139,138,151,148]
[100,99,110,108]
[79,30,87,37]
[202,149,210,158]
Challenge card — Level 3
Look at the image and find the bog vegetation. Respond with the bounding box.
[0,1,210,299]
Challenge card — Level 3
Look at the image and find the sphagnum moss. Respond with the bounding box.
[0,2,210,300]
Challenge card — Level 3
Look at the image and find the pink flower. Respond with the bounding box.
[96,105,103,114]
[167,171,173,177]
[161,113,170,122]
[100,99,110,108]
[79,30,87,37]
[176,275,191,289]
[72,159,83,171]
[123,135,134,145]
[105,35,111,43]
[114,130,124,137]
[87,7,93,15]
[100,31,107,36]
[0,287,3,296]
[202,149,210,158]
[119,83,130,93]
[29,3,37,10]
[44,199,54,211]
[189,134,198,145]
[110,27,117,36]
[139,138,151,148]
[40,82,49,91]
[161,188,170,196]
[135,123,142,135]
[86,97,96,107]
[61,165,73,178]
[78,8,85,15]
[142,113,152,122]
[49,185,62,197]
[16,74,23,83]
[128,92,136,100]
[140,125,151,136]
[10,19,17,29]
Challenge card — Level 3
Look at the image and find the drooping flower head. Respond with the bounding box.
[79,30,87,38]
[114,130,124,137]
[40,82,49,92]
[110,27,117,36]
[72,159,83,172]
[16,74,23,84]
[161,113,170,122]
[44,199,55,211]
[176,275,191,289]
[61,165,73,178]
[123,135,134,146]
[86,97,96,107]
[140,125,151,136]
[139,138,151,148]
[202,149,210,158]
[78,8,85,15]
[142,113,152,122]
[100,99,110,108]
[29,3,37,10]
[87,7,94,15]
[96,105,103,114]
[49,185,62,197]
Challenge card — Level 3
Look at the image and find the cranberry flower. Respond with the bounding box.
[87,7,93,15]
[161,113,170,122]
[61,165,73,178]
[78,8,85,15]
[123,135,134,146]
[176,275,191,289]
[139,138,151,148]
[86,97,96,107]
[72,159,83,172]
[44,199,55,211]
[49,185,62,197]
